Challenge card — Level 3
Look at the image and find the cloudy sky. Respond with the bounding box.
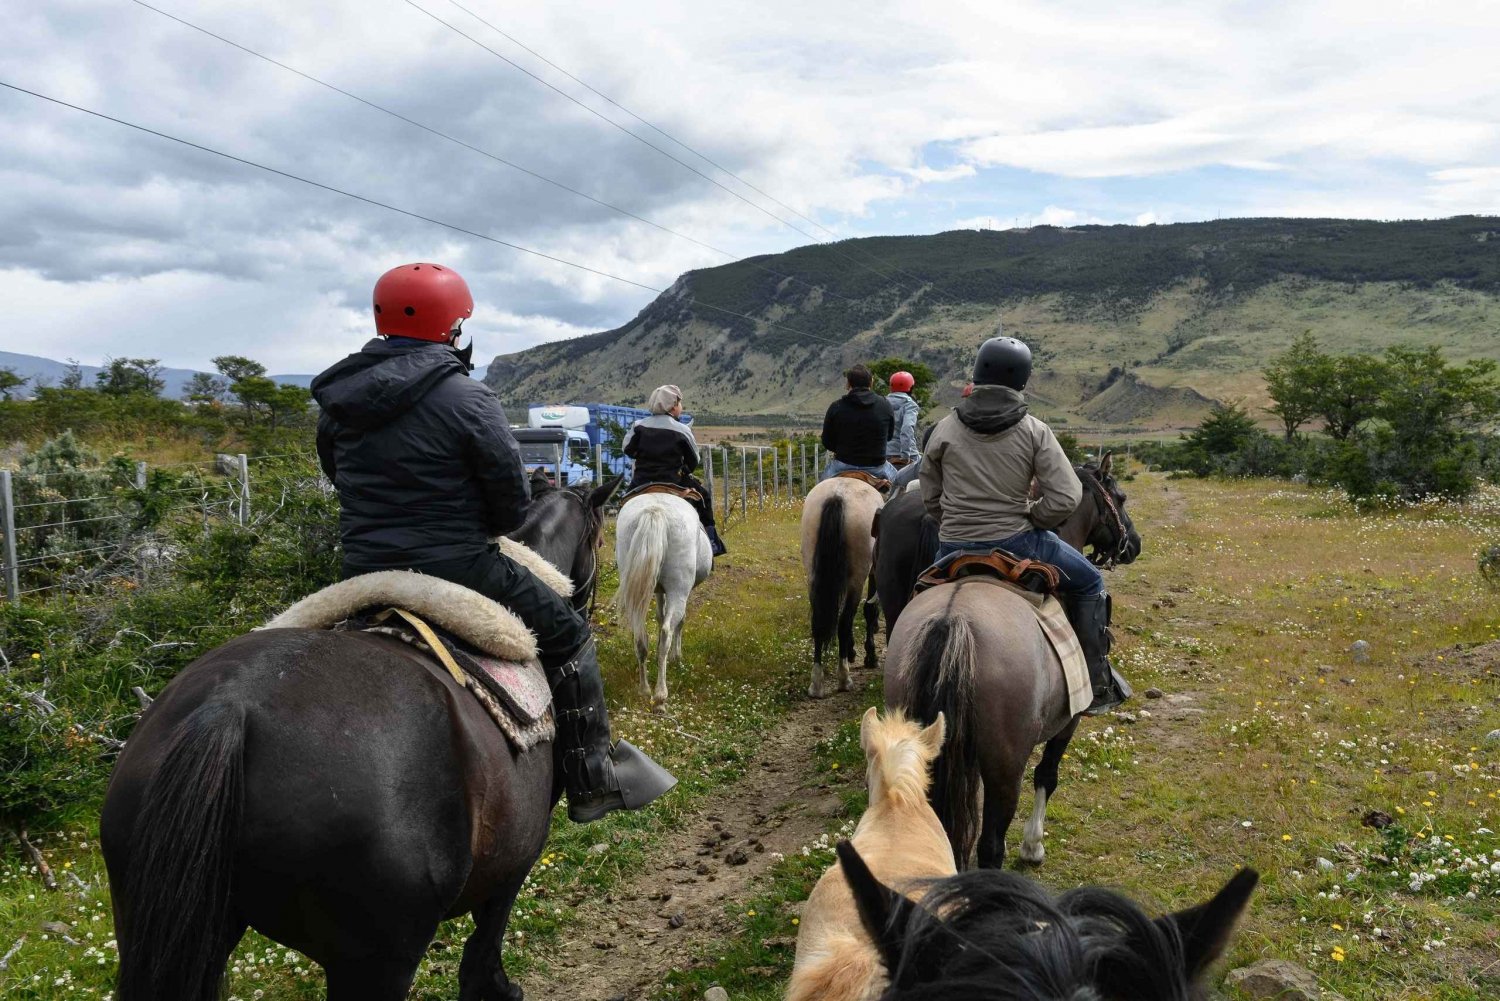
[2,0,1498,375]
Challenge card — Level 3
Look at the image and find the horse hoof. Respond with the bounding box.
[808,685,826,700]
[1018,842,1045,865]
[840,676,859,692]
[651,700,669,714]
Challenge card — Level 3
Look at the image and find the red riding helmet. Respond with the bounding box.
[889,370,915,393]
[372,263,474,342]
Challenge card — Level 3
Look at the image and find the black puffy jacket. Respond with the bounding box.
[623,414,700,485]
[820,389,895,467]
[313,338,529,570]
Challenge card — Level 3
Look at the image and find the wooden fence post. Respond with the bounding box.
[1,470,18,606]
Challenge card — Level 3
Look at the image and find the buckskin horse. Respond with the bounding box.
[99,478,617,1001]
[881,454,1142,868]
[800,474,885,699]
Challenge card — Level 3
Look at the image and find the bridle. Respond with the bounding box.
[1075,464,1131,569]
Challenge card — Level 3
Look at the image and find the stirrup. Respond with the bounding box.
[567,740,677,823]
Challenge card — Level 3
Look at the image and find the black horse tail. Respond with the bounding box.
[915,513,940,574]
[896,614,981,867]
[117,702,246,1001]
[810,493,848,657]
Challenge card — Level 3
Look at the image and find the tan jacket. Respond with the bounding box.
[921,386,1081,542]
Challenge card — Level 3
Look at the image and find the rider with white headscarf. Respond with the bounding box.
[622,385,727,556]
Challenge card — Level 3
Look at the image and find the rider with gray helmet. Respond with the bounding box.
[919,329,1128,715]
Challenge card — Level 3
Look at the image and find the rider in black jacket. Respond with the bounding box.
[819,364,897,481]
[313,262,675,823]
[622,384,726,556]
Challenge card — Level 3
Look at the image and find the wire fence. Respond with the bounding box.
[0,451,314,606]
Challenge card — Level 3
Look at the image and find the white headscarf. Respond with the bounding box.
[648,384,683,415]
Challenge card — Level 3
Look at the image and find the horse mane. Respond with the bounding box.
[863,708,940,811]
[880,870,1195,1001]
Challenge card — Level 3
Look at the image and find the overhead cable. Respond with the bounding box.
[402,0,946,302]
[444,0,969,305]
[127,0,859,307]
[0,79,848,348]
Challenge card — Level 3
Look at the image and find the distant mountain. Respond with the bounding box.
[484,216,1500,428]
[0,352,487,398]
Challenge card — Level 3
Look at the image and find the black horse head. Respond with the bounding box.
[838,840,1256,1001]
[1076,451,1142,567]
[509,474,623,612]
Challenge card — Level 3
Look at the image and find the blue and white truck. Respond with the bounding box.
[519,403,694,485]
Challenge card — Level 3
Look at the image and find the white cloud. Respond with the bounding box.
[0,0,1497,372]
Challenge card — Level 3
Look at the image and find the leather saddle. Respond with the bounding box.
[835,470,891,492]
[622,482,703,505]
[912,549,1062,599]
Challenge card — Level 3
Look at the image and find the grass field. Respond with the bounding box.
[2,474,1498,999]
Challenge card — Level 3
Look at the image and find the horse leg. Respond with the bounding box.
[636,591,657,699]
[326,955,424,1001]
[654,593,687,707]
[458,871,529,1001]
[862,573,879,670]
[977,760,1025,870]
[1020,718,1080,865]
[837,587,859,691]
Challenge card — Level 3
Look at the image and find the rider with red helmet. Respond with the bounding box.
[884,370,920,470]
[312,263,676,821]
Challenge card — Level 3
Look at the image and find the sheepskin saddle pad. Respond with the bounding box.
[261,540,574,751]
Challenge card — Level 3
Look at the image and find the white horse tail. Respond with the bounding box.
[617,505,668,649]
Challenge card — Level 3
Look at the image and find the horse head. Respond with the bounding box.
[509,474,624,612]
[838,839,1256,1000]
[1075,451,1142,568]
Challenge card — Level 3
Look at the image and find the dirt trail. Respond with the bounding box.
[521,680,870,1001]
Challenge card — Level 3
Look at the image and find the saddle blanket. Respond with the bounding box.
[260,541,570,751]
[956,577,1092,717]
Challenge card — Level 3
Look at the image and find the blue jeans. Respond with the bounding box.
[936,529,1104,596]
[821,457,897,483]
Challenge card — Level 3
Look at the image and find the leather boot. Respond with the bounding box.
[1065,592,1128,716]
[551,638,677,822]
[706,525,728,557]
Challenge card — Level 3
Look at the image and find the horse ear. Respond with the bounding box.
[1098,451,1114,477]
[589,475,624,510]
[859,706,880,753]
[919,712,946,755]
[837,840,913,976]
[1160,868,1258,979]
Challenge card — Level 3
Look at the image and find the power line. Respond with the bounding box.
[0,79,849,349]
[444,0,969,305]
[127,0,859,307]
[402,0,944,303]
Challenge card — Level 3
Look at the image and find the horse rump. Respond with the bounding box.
[617,504,668,650]
[894,615,981,866]
[810,493,849,654]
[110,701,246,1001]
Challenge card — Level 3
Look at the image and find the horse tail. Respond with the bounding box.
[617,504,668,650]
[810,493,848,651]
[915,513,940,575]
[117,701,245,1001]
[896,613,981,866]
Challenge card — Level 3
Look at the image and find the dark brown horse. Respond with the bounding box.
[880,456,1141,869]
[99,478,617,1001]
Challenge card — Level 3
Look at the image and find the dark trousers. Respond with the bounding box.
[343,544,588,671]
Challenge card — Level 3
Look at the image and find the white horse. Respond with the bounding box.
[614,493,712,706]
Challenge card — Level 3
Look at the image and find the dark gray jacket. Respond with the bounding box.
[313,337,529,569]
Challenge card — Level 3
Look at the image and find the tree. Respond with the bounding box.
[184,371,229,404]
[212,355,267,384]
[96,357,164,397]
[0,367,26,401]
[1263,331,1326,440]
[866,357,938,414]
[1314,354,1387,441]
[232,376,311,431]
[59,359,85,391]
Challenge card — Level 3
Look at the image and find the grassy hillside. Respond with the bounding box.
[484,217,1500,428]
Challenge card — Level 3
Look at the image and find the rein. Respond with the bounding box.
[1075,465,1131,569]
